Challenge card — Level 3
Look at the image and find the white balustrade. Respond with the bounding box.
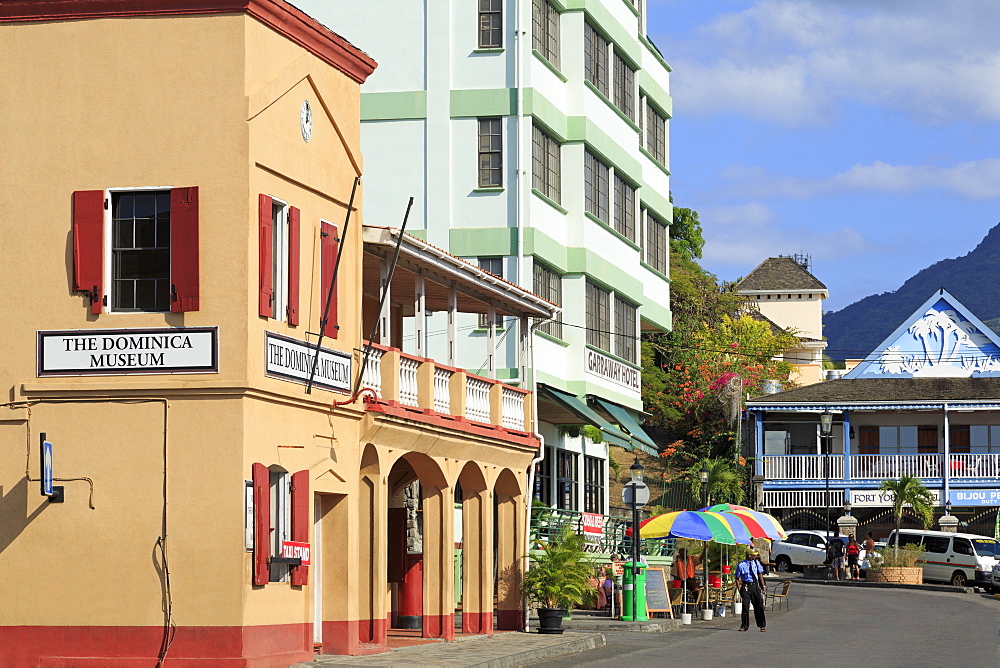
[763,455,843,480]
[398,356,420,407]
[849,454,942,479]
[763,489,842,509]
[361,347,383,398]
[501,387,525,431]
[465,377,491,423]
[433,367,453,414]
[947,454,1000,478]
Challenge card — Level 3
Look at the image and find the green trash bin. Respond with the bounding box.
[620,561,648,621]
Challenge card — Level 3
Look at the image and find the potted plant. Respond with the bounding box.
[522,527,597,634]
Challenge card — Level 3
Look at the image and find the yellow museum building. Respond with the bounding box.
[0,2,557,665]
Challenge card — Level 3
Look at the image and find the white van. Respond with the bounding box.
[884,529,1000,589]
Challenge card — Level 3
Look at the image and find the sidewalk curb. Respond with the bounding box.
[793,578,973,594]
[466,632,606,668]
[557,619,684,633]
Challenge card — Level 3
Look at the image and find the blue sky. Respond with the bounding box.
[647,0,1000,310]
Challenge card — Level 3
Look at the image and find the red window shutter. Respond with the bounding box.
[287,206,300,326]
[72,190,104,315]
[259,194,274,318]
[320,222,339,338]
[252,463,270,586]
[170,187,200,312]
[290,469,310,586]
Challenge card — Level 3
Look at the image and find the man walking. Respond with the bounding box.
[736,549,766,632]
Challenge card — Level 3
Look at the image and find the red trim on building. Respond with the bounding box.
[72,189,104,314]
[495,609,525,631]
[356,617,387,647]
[252,462,270,586]
[289,468,309,586]
[0,1,378,83]
[0,623,311,667]
[462,611,494,636]
[287,206,300,326]
[320,221,339,339]
[421,613,455,641]
[364,400,539,448]
[170,186,200,312]
[320,620,391,656]
[258,194,274,319]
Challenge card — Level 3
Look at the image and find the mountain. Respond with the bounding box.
[824,222,1000,361]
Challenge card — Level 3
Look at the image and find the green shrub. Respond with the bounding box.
[522,528,598,610]
[868,543,926,570]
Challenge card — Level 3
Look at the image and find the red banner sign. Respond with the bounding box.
[581,512,604,536]
[281,540,311,566]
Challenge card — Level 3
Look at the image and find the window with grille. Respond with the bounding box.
[644,208,668,274]
[586,280,611,351]
[532,123,561,203]
[556,449,578,510]
[585,150,609,223]
[583,456,605,514]
[615,295,637,363]
[613,174,636,242]
[478,118,503,188]
[479,0,502,48]
[532,0,560,68]
[584,22,609,97]
[111,190,172,311]
[613,51,635,120]
[532,261,563,339]
[478,257,503,327]
[645,99,668,165]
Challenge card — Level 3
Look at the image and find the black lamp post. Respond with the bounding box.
[700,464,709,605]
[945,500,952,516]
[820,409,833,541]
[629,458,645,621]
[843,500,852,516]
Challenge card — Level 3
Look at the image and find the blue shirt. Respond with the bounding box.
[735,558,763,583]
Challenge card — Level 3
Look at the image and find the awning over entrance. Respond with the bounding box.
[537,384,657,452]
[590,396,658,456]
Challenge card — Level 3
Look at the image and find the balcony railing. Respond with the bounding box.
[850,454,941,480]
[361,342,533,435]
[764,454,844,481]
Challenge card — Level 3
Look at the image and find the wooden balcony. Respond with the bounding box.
[358,342,534,443]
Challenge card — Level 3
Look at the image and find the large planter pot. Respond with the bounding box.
[537,607,567,634]
[866,567,922,585]
[700,608,714,621]
[680,612,692,625]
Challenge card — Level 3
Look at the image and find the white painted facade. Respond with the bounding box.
[305,0,671,514]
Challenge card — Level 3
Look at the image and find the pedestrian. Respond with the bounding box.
[673,547,699,593]
[736,548,767,632]
[826,536,845,581]
[864,531,876,555]
[846,535,861,580]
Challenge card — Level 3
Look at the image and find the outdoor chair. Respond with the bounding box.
[765,580,791,612]
[716,584,738,612]
[668,587,685,617]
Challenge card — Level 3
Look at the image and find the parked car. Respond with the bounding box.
[771,530,851,573]
[886,529,1000,590]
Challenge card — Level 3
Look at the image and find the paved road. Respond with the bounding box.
[528,584,1000,667]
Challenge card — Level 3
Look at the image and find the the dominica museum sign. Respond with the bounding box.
[37,328,218,376]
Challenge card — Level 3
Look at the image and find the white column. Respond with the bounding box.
[487,301,497,379]
[415,270,425,358]
[447,283,457,367]
[379,259,392,346]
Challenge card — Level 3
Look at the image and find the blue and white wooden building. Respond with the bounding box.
[747,289,1000,531]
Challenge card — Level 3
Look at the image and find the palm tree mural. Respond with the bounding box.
[879,476,935,557]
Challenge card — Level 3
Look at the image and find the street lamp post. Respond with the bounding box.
[700,464,709,609]
[627,458,646,622]
[820,409,833,541]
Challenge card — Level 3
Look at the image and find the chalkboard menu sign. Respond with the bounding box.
[644,567,671,614]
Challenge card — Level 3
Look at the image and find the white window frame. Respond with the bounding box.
[269,467,291,582]
[104,186,173,314]
[270,197,291,323]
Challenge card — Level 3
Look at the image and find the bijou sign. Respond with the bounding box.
[585,348,641,391]
[38,327,218,376]
[265,332,351,393]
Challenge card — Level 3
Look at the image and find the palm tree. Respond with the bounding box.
[688,457,744,506]
[879,476,935,556]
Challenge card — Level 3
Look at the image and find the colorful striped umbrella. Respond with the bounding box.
[628,510,753,545]
[701,504,787,540]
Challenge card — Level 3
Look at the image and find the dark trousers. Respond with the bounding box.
[740,582,766,629]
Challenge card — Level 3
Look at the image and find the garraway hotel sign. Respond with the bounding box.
[585,348,641,391]
[38,328,218,376]
[265,331,351,393]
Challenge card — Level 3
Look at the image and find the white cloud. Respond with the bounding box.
[655,0,1000,125]
[720,159,1000,200]
[698,201,872,273]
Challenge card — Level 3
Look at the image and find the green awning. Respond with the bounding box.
[537,384,632,449]
[591,396,659,456]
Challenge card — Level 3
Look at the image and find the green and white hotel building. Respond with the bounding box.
[318,0,672,517]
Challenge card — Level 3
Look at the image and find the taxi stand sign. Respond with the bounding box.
[39,432,64,503]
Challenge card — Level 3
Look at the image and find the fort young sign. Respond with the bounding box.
[38,328,218,376]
